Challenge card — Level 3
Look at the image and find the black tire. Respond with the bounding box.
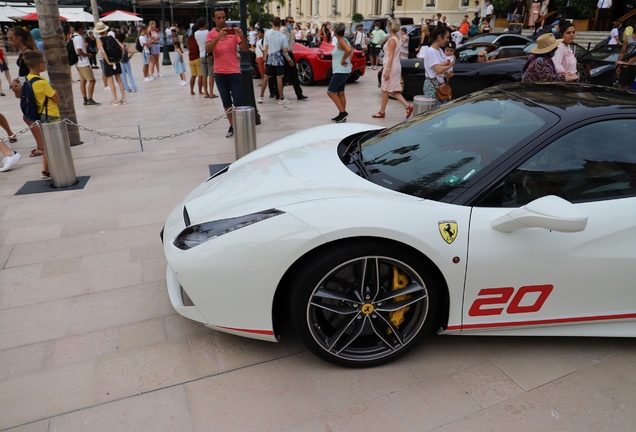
[297,60,315,86]
[289,241,439,367]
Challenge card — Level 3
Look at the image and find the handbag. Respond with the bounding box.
[428,77,452,102]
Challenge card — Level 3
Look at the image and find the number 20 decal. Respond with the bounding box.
[468,285,554,317]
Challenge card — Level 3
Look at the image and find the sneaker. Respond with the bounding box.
[41,171,50,180]
[258,96,263,103]
[132,89,138,92]
[144,77,153,82]
[180,81,188,86]
[125,89,132,92]
[104,86,110,91]
[226,126,234,138]
[269,94,276,99]
[278,98,291,105]
[0,151,21,172]
[334,111,348,123]
[87,99,101,105]
[83,98,88,105]
[159,73,164,77]
[297,95,308,100]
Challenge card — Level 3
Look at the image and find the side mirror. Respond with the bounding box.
[490,195,588,233]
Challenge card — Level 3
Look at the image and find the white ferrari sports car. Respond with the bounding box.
[162,83,636,367]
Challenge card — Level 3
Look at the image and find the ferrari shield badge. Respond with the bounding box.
[438,221,458,244]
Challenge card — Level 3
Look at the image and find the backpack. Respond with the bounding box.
[20,77,48,122]
[468,24,479,37]
[135,36,143,52]
[102,35,123,62]
[66,34,79,66]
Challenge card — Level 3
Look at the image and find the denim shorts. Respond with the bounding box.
[327,73,350,93]
[142,51,150,65]
[214,73,243,109]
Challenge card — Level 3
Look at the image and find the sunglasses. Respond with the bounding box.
[477,55,485,58]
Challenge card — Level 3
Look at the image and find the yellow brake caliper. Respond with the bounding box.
[386,266,411,334]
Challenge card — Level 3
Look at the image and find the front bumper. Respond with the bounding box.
[162,206,326,342]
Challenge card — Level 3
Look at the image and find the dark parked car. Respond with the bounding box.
[460,33,531,48]
[379,51,527,100]
[576,44,636,87]
[385,39,627,100]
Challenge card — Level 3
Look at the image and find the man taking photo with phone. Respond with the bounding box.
[206,7,250,138]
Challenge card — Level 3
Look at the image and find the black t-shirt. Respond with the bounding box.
[508,1,517,13]
[17,53,30,77]
[514,0,524,14]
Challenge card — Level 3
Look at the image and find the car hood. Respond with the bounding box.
[182,123,395,224]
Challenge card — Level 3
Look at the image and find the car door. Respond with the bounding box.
[461,119,636,333]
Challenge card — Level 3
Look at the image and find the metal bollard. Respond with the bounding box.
[413,96,435,115]
[233,106,257,159]
[40,121,78,188]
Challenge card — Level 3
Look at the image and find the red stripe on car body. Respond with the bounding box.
[446,312,636,332]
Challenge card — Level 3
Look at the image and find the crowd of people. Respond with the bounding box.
[1,11,635,174]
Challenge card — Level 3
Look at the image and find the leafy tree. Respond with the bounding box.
[553,0,597,19]
[352,13,364,23]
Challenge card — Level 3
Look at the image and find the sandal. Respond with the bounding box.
[406,105,413,119]
[210,94,219,98]
[30,148,44,157]
[119,100,127,105]
[9,135,17,143]
[371,112,386,118]
[41,171,50,180]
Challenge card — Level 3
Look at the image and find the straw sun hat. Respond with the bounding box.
[531,33,563,55]
[94,21,109,34]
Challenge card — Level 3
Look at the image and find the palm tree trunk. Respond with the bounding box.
[90,0,100,24]
[34,0,82,145]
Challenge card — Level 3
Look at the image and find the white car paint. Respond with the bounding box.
[163,120,636,346]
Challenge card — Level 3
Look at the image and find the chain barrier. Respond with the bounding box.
[1,113,227,143]
[1,121,41,142]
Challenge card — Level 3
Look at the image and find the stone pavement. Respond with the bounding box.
[1,54,635,432]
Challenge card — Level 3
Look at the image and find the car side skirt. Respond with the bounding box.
[442,312,636,337]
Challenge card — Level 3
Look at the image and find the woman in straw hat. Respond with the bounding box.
[95,21,126,106]
[522,33,579,82]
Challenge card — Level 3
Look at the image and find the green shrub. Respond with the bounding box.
[352,13,364,23]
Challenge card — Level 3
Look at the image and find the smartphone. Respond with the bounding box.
[226,28,235,35]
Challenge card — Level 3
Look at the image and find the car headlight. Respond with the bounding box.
[173,209,285,250]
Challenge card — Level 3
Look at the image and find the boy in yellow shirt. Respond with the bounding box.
[23,49,61,180]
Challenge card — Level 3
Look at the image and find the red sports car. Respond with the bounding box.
[293,42,366,86]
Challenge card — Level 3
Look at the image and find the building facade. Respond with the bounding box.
[269,0,480,26]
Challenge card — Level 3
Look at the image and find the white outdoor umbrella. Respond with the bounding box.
[101,11,143,22]
[66,11,96,22]
[0,15,14,22]
[0,6,27,18]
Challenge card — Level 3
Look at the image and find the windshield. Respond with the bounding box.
[466,35,498,44]
[579,45,623,62]
[354,93,556,201]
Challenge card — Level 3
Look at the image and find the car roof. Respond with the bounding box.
[493,82,636,111]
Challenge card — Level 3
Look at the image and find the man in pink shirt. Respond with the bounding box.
[206,7,249,138]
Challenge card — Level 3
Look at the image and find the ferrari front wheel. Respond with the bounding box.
[290,241,438,367]
[297,60,315,85]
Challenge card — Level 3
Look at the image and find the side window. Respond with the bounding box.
[479,119,636,207]
[497,37,516,46]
